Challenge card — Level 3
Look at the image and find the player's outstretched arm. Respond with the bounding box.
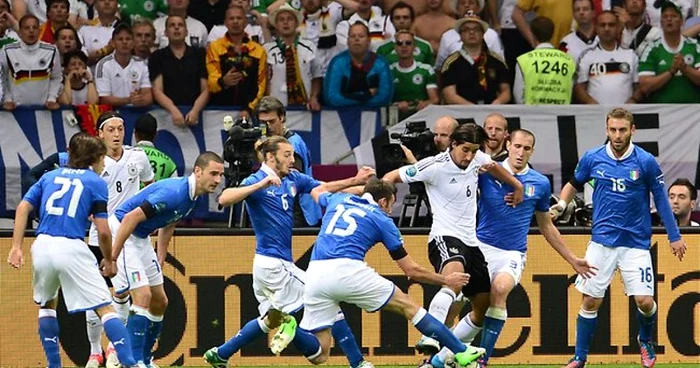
[156,223,177,267]
[395,253,469,290]
[485,163,525,206]
[112,208,148,260]
[218,175,281,207]
[7,200,33,268]
[535,211,597,279]
[382,169,404,184]
[315,166,376,194]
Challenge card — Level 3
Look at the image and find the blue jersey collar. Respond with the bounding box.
[187,174,196,200]
[503,158,529,175]
[605,142,635,161]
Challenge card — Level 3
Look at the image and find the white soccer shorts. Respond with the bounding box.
[109,215,163,294]
[478,240,527,284]
[575,241,655,298]
[31,235,112,313]
[300,259,395,332]
[252,254,307,316]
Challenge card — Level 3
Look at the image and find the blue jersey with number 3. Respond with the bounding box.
[241,167,320,261]
[312,193,404,261]
[573,144,681,249]
[23,168,108,239]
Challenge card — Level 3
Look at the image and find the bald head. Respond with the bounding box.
[433,116,459,151]
[483,113,508,155]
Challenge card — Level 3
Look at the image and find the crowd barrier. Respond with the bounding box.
[1,229,698,367]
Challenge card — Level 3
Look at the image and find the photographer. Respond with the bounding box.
[255,96,322,227]
[402,116,458,164]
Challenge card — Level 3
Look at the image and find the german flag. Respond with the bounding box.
[74,104,113,137]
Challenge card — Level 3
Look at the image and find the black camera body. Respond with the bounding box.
[223,117,264,186]
[383,121,438,165]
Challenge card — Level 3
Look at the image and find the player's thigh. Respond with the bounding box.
[461,245,492,297]
[479,241,526,286]
[383,286,418,319]
[56,239,112,313]
[111,236,152,295]
[30,236,61,308]
[574,241,618,298]
[141,242,164,287]
[252,255,305,316]
[617,247,655,297]
[300,260,342,332]
[339,262,396,313]
[428,236,467,274]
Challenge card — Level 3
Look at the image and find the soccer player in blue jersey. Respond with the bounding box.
[7,133,140,368]
[109,151,225,366]
[294,178,485,367]
[205,136,375,368]
[549,108,687,368]
[429,129,597,368]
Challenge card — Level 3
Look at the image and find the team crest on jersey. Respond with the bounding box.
[406,166,417,177]
[413,48,421,56]
[684,54,695,66]
[127,164,139,176]
[525,184,535,197]
[630,170,640,181]
[412,74,423,85]
[619,62,630,73]
[144,0,154,11]
[290,185,297,197]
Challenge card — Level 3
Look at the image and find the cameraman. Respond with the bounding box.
[255,96,322,227]
[402,116,459,164]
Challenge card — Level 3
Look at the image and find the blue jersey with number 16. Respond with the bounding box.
[23,168,108,239]
[312,193,404,261]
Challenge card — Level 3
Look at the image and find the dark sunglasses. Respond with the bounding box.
[396,40,413,46]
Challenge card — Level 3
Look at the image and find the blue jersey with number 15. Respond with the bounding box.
[23,168,108,239]
[312,193,404,261]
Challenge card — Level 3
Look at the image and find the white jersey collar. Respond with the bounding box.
[261,163,280,179]
[187,173,197,200]
[503,158,529,175]
[605,142,635,161]
[360,192,378,206]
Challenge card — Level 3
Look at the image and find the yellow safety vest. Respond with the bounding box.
[516,47,576,105]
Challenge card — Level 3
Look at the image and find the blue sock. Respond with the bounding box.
[412,308,465,354]
[128,307,150,363]
[218,318,268,359]
[480,307,507,363]
[143,315,163,364]
[38,310,61,368]
[574,309,598,362]
[292,327,321,358]
[331,314,363,367]
[637,303,657,343]
[102,313,137,366]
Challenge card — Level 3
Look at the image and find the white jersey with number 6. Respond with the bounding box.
[398,150,492,247]
[88,146,154,245]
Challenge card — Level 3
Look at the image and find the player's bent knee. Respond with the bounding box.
[634,295,655,311]
[581,295,603,311]
[130,287,153,308]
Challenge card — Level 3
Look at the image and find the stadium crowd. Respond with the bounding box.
[1,0,700,119]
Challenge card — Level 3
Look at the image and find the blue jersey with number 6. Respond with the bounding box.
[312,193,404,261]
[23,168,108,239]
[241,165,321,261]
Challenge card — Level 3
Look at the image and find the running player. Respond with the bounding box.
[7,133,140,368]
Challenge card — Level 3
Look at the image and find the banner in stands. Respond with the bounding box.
[1,233,698,366]
[0,107,382,219]
[354,105,700,194]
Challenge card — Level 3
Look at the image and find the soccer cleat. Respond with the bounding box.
[355,360,376,368]
[638,336,657,368]
[562,357,586,368]
[415,336,441,355]
[86,353,104,368]
[105,346,120,368]
[418,358,434,368]
[203,347,230,368]
[270,315,297,354]
[474,358,488,368]
[453,345,486,367]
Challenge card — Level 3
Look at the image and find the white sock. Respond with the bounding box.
[427,288,456,325]
[454,313,483,344]
[86,310,103,355]
[112,295,131,323]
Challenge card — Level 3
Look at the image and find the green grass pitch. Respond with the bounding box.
[179,365,699,368]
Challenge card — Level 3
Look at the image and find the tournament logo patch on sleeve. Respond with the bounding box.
[406,166,417,177]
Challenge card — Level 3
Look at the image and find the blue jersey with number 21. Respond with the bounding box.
[312,193,404,262]
[23,168,108,239]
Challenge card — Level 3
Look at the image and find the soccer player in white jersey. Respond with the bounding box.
[7,133,141,368]
[384,123,524,354]
[86,111,154,368]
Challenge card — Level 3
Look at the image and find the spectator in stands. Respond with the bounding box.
[435,0,504,72]
[263,4,322,110]
[134,113,179,181]
[559,0,598,63]
[73,0,98,26]
[483,112,508,161]
[512,0,573,47]
[207,0,267,45]
[39,0,71,44]
[323,22,393,107]
[441,13,510,105]
[150,15,209,126]
[0,0,19,47]
[154,0,209,48]
[390,30,438,118]
[615,0,661,56]
[58,49,98,105]
[514,16,576,105]
[645,0,694,27]
[337,0,393,51]
[78,0,118,65]
[12,0,79,25]
[133,18,156,61]
[493,0,530,84]
[576,11,642,105]
[412,0,455,53]
[638,1,700,103]
[668,178,699,226]
[95,23,153,106]
[206,5,266,115]
[188,0,231,31]
[118,0,169,25]
[376,2,434,64]
[0,15,62,110]
[54,25,81,63]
